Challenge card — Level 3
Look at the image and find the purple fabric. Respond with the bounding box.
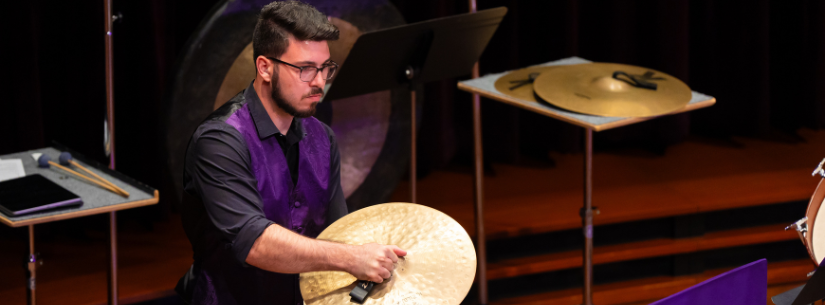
[650,259,767,305]
[192,103,331,305]
[226,104,331,239]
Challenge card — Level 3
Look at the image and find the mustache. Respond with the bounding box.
[303,87,324,98]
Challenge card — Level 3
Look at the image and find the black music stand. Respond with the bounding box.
[323,7,507,204]
[771,259,825,305]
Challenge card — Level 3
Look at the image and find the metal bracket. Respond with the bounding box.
[786,217,809,249]
[579,206,600,218]
[812,158,825,178]
[25,253,43,270]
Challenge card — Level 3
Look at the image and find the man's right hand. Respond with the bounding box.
[346,243,407,283]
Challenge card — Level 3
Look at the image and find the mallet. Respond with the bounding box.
[59,152,129,197]
[38,155,127,197]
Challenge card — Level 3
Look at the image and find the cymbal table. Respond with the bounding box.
[457,56,716,305]
[0,146,159,305]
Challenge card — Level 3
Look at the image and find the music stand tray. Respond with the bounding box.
[457,56,716,305]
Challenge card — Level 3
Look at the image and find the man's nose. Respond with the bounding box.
[309,70,326,87]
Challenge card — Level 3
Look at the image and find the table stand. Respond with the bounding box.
[26,225,37,304]
[1,147,158,305]
[458,57,716,304]
[322,7,507,203]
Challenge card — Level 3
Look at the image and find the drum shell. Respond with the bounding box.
[806,178,825,266]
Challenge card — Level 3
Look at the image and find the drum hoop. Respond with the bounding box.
[806,178,825,266]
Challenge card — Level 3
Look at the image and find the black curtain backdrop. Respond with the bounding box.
[3,0,825,220]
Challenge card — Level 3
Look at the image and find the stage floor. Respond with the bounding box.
[2,129,825,304]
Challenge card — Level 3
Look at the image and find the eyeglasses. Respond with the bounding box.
[267,57,338,82]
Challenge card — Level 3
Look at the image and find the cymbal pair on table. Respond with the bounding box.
[494,62,693,118]
[459,56,716,305]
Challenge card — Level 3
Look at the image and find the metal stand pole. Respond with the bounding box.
[410,90,417,203]
[104,0,118,304]
[582,128,594,305]
[104,1,115,168]
[108,212,118,305]
[471,62,488,305]
[467,1,487,304]
[26,225,37,305]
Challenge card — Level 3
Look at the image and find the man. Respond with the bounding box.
[176,2,405,304]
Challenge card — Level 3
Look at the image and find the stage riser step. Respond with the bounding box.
[477,259,816,305]
[487,200,806,261]
[474,241,810,304]
[487,223,801,280]
[484,200,807,280]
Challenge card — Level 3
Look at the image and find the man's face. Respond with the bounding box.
[270,35,330,118]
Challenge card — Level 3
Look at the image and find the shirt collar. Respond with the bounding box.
[245,81,307,141]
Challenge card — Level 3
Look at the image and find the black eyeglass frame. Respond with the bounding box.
[266,57,338,82]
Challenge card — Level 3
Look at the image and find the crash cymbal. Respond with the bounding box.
[494,66,558,102]
[300,203,476,305]
[533,63,692,117]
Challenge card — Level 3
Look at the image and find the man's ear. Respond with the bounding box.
[256,56,274,83]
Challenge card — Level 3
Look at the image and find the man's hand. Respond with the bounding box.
[346,243,407,283]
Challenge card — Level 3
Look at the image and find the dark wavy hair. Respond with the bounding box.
[252,1,340,63]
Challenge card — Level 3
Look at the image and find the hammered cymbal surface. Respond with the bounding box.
[494,66,558,102]
[300,203,476,305]
[533,63,692,117]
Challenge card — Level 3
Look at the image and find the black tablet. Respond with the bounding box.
[0,174,82,216]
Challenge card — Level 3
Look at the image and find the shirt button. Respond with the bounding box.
[294,201,301,208]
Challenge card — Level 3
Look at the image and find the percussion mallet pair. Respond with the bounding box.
[37,153,129,197]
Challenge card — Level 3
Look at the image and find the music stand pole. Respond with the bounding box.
[410,89,417,203]
[104,0,118,304]
[320,8,506,207]
[467,1,488,304]
[582,128,595,305]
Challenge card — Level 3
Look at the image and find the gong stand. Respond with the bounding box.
[457,57,716,305]
[322,7,507,204]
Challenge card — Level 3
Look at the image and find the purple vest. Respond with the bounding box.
[226,104,331,238]
[193,103,331,305]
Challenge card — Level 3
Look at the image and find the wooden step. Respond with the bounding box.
[488,224,800,280]
[492,259,816,305]
[391,130,825,240]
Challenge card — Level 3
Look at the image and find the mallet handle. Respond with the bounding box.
[70,160,129,197]
[49,161,127,197]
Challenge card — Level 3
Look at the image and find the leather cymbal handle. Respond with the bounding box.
[349,280,375,303]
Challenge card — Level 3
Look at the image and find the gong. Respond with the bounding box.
[166,0,414,211]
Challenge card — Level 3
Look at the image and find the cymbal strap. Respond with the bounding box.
[612,70,662,90]
[508,72,540,90]
[350,280,375,303]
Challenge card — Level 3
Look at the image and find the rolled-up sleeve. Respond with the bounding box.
[185,124,273,264]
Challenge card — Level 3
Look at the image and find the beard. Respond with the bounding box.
[270,77,321,118]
